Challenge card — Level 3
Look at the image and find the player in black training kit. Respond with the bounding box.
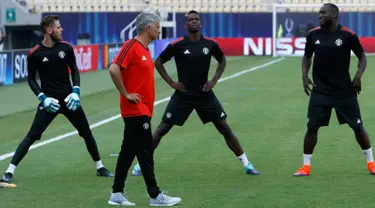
[131,10,260,176]
[293,3,375,176]
[1,15,113,183]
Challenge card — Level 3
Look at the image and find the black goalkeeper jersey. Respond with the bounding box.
[27,41,80,100]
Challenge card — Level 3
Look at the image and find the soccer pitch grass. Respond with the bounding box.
[1,56,375,207]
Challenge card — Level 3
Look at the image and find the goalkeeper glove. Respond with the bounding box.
[64,86,81,111]
[38,93,60,113]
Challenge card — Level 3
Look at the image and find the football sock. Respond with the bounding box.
[303,154,312,165]
[237,153,249,167]
[5,164,16,174]
[95,160,104,170]
[363,148,374,163]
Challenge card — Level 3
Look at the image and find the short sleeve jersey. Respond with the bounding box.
[158,35,224,97]
[304,25,364,97]
[112,39,155,118]
[28,41,77,99]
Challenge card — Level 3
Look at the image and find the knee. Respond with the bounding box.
[27,131,42,141]
[79,129,93,139]
[306,126,319,136]
[155,122,172,138]
[306,120,320,135]
[215,121,233,138]
[351,124,364,134]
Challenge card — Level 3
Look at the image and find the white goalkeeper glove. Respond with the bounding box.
[38,93,60,113]
[64,86,81,111]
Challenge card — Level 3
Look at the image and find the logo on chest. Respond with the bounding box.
[202,47,209,55]
[58,51,65,58]
[335,38,343,46]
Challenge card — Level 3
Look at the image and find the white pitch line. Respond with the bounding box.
[0,57,285,161]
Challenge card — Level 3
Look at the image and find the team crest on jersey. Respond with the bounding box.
[143,123,149,130]
[58,51,65,58]
[202,47,209,55]
[335,39,342,46]
[166,112,172,118]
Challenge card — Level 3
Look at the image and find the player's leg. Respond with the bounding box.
[128,116,181,206]
[62,106,113,177]
[335,95,375,174]
[153,121,173,149]
[1,106,58,182]
[131,96,193,176]
[195,94,259,175]
[108,121,136,206]
[293,92,332,176]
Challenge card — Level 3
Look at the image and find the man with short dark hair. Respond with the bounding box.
[131,10,260,177]
[294,3,375,176]
[1,15,113,183]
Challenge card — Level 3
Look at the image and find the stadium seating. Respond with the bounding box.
[24,0,375,13]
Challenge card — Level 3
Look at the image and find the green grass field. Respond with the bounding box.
[1,56,375,207]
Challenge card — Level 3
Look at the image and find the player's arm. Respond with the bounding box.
[156,44,185,92]
[64,45,81,111]
[27,54,42,96]
[351,34,367,94]
[302,32,315,96]
[203,42,226,91]
[67,45,80,89]
[27,54,60,112]
[109,47,141,103]
[351,34,367,79]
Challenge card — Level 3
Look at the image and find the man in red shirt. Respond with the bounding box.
[107,12,181,207]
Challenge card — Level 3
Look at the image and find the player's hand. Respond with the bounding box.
[353,76,362,95]
[38,93,60,113]
[64,86,81,111]
[302,76,315,96]
[125,93,141,104]
[203,80,217,92]
[170,81,186,92]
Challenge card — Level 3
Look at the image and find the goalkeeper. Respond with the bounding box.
[1,15,113,183]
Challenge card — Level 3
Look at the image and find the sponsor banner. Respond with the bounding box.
[13,50,29,83]
[0,51,13,85]
[73,44,99,72]
[214,37,375,56]
[104,43,122,68]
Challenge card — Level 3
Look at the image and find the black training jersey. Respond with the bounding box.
[27,41,80,99]
[159,35,224,97]
[305,25,364,97]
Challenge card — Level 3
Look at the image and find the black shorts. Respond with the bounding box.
[307,92,363,129]
[162,93,227,126]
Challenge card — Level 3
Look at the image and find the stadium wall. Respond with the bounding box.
[2,36,375,87]
[42,12,375,45]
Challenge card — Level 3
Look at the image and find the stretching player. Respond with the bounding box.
[132,10,259,176]
[294,3,375,176]
[1,15,113,183]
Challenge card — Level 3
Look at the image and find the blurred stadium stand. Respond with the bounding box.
[23,0,375,13]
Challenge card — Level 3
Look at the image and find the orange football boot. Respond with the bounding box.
[293,165,311,176]
[367,162,375,175]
